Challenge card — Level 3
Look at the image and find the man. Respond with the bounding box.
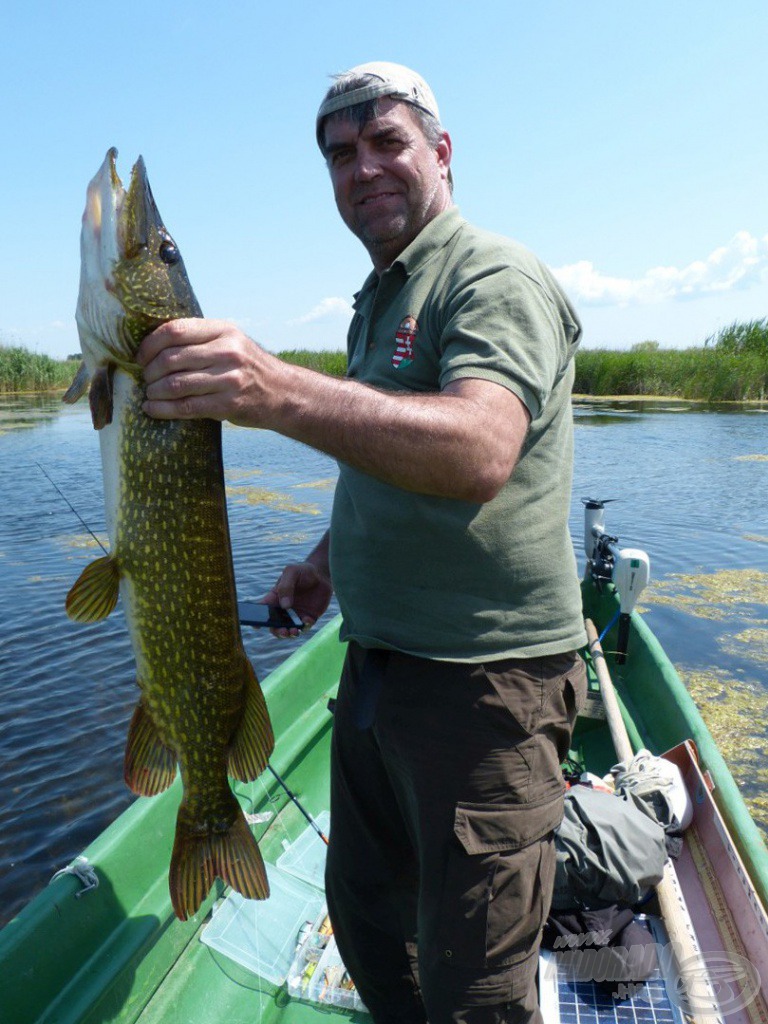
[139,62,587,1024]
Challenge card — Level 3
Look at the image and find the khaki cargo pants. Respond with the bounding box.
[325,642,587,1024]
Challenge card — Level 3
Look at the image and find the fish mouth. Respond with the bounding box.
[76,148,145,368]
[83,147,126,257]
[83,148,160,261]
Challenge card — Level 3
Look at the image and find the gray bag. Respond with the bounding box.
[551,785,667,910]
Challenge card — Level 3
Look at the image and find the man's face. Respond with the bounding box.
[323,99,452,272]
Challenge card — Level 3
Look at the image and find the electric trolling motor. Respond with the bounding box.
[582,498,650,664]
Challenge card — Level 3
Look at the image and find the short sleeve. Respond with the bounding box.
[437,252,580,420]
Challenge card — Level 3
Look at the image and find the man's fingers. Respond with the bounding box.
[137,318,230,367]
[142,395,217,420]
[144,368,221,401]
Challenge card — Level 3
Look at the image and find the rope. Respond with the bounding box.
[50,857,99,897]
[598,609,620,644]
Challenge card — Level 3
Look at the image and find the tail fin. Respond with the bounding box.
[169,804,269,920]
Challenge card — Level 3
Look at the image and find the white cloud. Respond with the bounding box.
[290,296,354,325]
[553,231,768,307]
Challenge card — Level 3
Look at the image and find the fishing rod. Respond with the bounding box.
[37,461,329,847]
[35,462,109,555]
[268,765,330,846]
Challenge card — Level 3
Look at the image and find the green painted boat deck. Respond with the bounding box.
[2,585,767,1024]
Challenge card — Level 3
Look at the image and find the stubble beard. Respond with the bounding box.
[353,179,441,268]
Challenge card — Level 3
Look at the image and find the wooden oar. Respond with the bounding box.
[585,619,716,1024]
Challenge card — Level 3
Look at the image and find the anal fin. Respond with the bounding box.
[65,555,120,622]
[228,661,275,782]
[124,698,177,796]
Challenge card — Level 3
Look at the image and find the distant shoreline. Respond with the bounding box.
[572,394,767,406]
[3,319,767,402]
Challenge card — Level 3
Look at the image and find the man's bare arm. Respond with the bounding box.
[139,319,531,503]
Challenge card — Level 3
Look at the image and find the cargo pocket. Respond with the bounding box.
[437,797,562,970]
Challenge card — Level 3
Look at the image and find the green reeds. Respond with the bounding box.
[277,349,347,376]
[574,321,768,402]
[3,320,767,401]
[0,346,79,394]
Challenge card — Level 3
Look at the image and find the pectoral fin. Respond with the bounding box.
[65,555,120,622]
[62,361,91,404]
[228,661,275,782]
[124,699,178,796]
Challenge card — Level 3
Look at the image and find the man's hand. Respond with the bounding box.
[137,319,281,427]
[259,560,333,638]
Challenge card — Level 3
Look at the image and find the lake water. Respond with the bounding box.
[1,394,766,926]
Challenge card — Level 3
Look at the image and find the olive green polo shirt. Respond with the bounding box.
[330,206,586,661]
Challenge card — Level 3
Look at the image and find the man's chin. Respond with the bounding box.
[354,216,414,254]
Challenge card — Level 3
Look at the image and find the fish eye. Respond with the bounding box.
[159,240,180,265]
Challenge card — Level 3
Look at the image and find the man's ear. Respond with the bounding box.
[437,132,452,182]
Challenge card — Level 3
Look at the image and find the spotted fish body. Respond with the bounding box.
[65,149,274,919]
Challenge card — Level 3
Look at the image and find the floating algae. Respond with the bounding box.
[735,454,768,462]
[644,568,768,618]
[744,534,768,545]
[722,627,768,665]
[224,468,263,482]
[682,668,768,838]
[56,532,110,552]
[226,485,320,515]
[262,531,311,546]
[292,477,337,491]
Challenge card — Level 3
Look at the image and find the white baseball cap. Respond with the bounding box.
[316,62,442,146]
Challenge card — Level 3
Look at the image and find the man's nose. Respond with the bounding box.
[353,148,382,182]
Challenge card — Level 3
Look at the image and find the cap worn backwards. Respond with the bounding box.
[316,62,441,147]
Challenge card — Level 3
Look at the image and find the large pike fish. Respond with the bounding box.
[64,149,274,919]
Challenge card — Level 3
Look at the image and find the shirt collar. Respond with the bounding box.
[393,205,463,277]
[351,206,464,312]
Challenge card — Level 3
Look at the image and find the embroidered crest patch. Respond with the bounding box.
[393,315,418,369]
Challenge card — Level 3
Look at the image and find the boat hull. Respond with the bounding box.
[2,585,766,1024]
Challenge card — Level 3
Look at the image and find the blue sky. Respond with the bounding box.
[2,1,766,360]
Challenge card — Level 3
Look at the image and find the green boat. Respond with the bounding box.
[3,513,768,1024]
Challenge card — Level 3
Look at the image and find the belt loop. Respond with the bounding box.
[353,648,388,729]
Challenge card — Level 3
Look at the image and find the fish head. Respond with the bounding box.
[76,148,201,372]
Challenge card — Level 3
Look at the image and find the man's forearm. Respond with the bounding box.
[306,529,331,578]
[267,362,529,503]
[138,321,529,502]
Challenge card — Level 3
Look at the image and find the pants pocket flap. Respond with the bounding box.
[454,797,563,855]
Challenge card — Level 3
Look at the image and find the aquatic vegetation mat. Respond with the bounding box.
[225,468,264,481]
[722,627,768,665]
[681,668,768,838]
[644,569,768,619]
[226,485,321,515]
[292,478,337,490]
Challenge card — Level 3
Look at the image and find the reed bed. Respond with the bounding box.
[3,319,767,401]
[574,321,768,402]
[278,349,347,377]
[0,346,79,394]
